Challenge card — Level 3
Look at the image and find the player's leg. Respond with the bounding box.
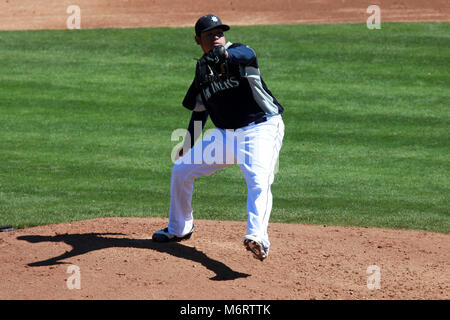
[167,128,234,237]
[238,115,284,257]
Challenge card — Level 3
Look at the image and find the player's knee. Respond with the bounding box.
[172,162,189,177]
[172,162,200,181]
[246,174,271,189]
[246,181,268,195]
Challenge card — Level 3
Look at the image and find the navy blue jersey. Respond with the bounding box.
[183,42,284,129]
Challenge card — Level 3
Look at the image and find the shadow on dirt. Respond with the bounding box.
[17,233,250,281]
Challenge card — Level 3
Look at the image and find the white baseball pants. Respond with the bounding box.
[168,114,284,249]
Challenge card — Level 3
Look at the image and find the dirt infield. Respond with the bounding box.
[1,0,449,30]
[0,0,449,300]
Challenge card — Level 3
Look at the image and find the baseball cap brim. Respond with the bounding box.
[201,24,230,35]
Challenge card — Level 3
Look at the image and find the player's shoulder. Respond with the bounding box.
[228,42,256,56]
[228,42,250,49]
[226,42,258,66]
[226,42,257,56]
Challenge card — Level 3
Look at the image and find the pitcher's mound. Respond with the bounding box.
[0,217,448,299]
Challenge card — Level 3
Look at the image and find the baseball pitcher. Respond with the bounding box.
[153,14,285,261]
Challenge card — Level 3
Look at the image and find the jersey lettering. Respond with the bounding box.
[203,76,240,102]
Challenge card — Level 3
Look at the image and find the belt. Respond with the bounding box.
[253,117,268,125]
[245,116,267,127]
[227,116,269,130]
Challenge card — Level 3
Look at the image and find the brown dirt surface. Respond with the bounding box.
[0,0,449,301]
[0,218,449,300]
[0,0,449,30]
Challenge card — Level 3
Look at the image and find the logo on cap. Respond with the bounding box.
[211,16,219,22]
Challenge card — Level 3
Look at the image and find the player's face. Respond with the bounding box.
[196,28,226,53]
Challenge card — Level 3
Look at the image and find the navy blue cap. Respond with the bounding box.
[195,14,230,36]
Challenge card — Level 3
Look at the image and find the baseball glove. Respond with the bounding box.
[195,46,228,88]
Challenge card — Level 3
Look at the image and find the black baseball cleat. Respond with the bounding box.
[0,225,14,232]
[152,226,194,243]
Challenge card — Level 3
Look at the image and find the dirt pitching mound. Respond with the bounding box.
[0,217,448,299]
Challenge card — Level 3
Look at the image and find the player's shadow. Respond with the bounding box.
[17,233,250,281]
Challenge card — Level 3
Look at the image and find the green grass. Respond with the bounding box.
[0,23,449,233]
